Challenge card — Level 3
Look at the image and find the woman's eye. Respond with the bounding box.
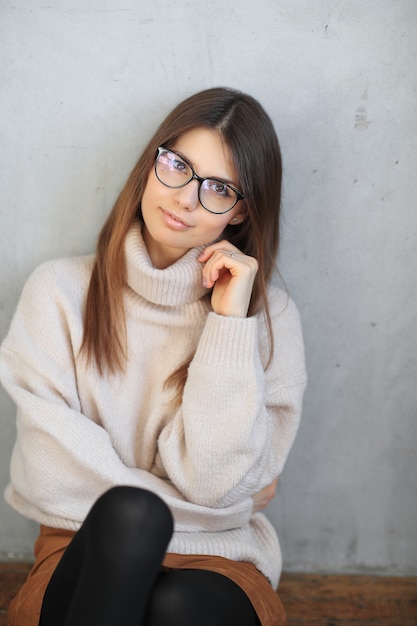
[211,181,229,196]
[172,159,187,172]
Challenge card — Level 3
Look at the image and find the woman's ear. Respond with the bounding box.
[228,212,246,226]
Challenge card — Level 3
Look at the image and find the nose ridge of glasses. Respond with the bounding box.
[190,172,206,187]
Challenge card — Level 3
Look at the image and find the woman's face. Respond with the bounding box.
[141,127,245,269]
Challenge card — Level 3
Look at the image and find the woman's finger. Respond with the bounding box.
[202,249,256,289]
[197,240,239,263]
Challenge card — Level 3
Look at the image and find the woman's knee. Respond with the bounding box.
[84,486,173,559]
[145,570,259,626]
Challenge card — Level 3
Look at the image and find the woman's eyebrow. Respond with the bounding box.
[170,147,239,188]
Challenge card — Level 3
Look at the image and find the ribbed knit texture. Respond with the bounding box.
[0,223,307,588]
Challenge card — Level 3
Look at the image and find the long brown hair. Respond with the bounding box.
[81,87,282,378]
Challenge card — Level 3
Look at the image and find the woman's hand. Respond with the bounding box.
[252,477,279,513]
[198,240,258,318]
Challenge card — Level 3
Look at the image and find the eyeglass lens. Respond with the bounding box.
[156,148,240,213]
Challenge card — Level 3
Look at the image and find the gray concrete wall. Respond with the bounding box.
[1,0,416,574]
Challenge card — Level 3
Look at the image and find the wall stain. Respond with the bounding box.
[355,106,370,130]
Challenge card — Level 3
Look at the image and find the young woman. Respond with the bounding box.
[0,87,307,626]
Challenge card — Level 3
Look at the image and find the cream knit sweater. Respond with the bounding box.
[0,224,306,588]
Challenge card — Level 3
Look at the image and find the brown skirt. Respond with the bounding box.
[8,525,286,626]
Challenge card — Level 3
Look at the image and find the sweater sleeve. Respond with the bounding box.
[0,261,252,531]
[157,290,307,507]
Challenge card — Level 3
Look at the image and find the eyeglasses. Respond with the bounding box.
[155,147,244,214]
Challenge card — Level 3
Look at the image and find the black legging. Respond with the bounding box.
[39,486,260,626]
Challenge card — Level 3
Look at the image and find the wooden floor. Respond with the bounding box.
[279,573,417,625]
[0,563,416,625]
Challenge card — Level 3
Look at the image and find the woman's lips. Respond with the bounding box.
[161,208,193,230]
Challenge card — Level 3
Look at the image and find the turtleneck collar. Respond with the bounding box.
[125,223,210,307]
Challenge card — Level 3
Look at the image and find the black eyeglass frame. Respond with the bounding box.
[155,146,245,215]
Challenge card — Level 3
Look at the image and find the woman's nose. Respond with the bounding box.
[173,180,200,211]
